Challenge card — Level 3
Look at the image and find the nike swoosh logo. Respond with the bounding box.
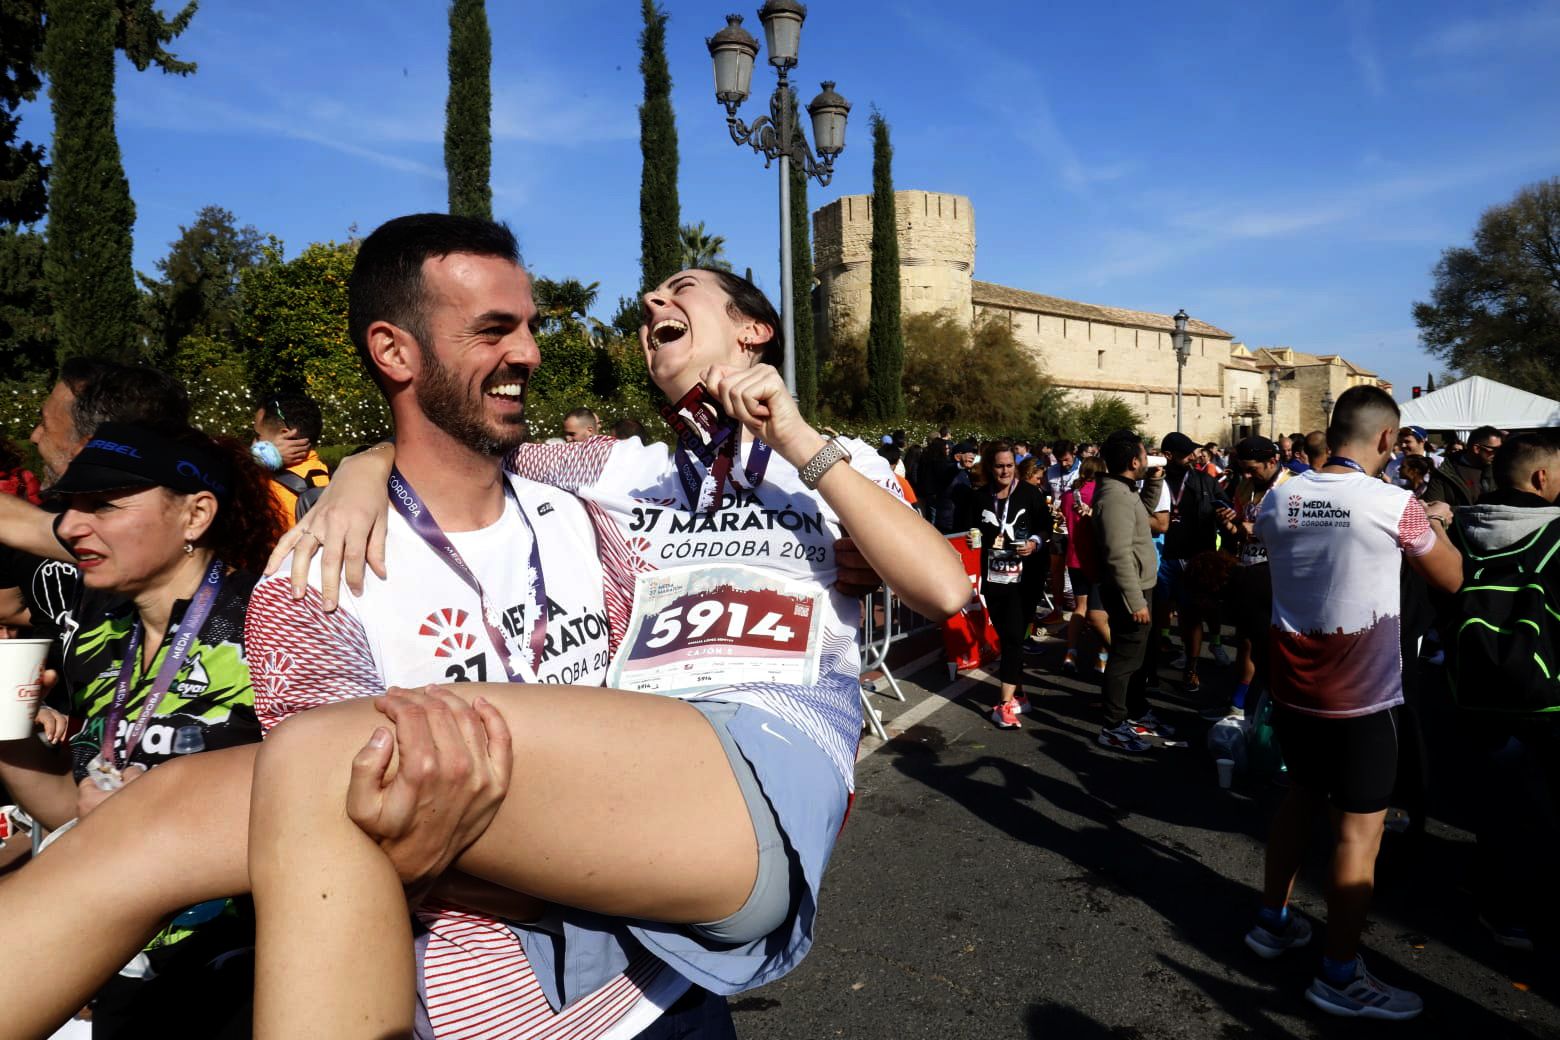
[760,721,792,745]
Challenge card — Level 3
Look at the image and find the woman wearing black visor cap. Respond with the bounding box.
[0,420,283,1039]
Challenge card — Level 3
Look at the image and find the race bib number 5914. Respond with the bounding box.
[610,564,825,695]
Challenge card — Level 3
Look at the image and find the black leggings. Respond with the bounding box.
[984,581,1028,686]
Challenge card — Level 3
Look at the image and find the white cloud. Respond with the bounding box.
[1344,0,1387,98]
[1415,3,1560,57]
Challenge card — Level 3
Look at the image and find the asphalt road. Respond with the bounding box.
[732,635,1560,1040]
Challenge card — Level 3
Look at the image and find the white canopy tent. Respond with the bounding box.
[1398,375,1560,439]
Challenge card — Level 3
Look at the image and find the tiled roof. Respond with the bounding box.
[971,280,1234,339]
[1251,346,1378,378]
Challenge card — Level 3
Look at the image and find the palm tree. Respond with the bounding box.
[679,222,732,272]
[532,277,602,334]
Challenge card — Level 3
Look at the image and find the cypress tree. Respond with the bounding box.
[1426,371,1436,392]
[444,0,492,219]
[863,111,904,420]
[44,0,140,362]
[638,0,680,292]
[789,145,817,417]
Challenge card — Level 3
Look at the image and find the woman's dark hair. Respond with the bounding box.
[1401,454,1434,482]
[1077,456,1107,484]
[979,440,1015,486]
[0,436,22,472]
[1017,456,1041,486]
[160,426,287,574]
[697,268,785,370]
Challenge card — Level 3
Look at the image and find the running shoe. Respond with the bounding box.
[1095,651,1109,674]
[1199,703,1245,721]
[1423,648,1445,666]
[1025,635,1048,655]
[1210,644,1232,667]
[990,700,1021,729]
[1013,693,1033,715]
[1183,670,1202,695]
[1171,652,1189,671]
[1243,911,1313,959]
[1127,710,1176,739]
[1480,916,1536,952]
[1097,722,1152,753]
[1304,959,1423,1021]
[1061,650,1079,674]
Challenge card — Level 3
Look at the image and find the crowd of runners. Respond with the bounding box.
[0,212,1553,1037]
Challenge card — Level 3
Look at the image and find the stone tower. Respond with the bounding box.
[811,190,975,351]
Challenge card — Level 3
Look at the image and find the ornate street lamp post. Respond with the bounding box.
[1267,367,1281,438]
[1172,308,1191,432]
[707,5,850,396]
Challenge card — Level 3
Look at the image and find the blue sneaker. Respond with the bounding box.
[1244,912,1312,959]
[1305,958,1423,1020]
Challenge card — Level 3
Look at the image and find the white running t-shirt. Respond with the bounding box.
[508,434,905,789]
[245,471,680,1040]
[1254,471,1436,718]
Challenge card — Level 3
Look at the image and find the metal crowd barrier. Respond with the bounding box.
[858,587,942,740]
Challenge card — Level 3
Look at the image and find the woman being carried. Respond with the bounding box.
[248,264,971,1035]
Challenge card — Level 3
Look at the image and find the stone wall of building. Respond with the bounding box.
[971,299,1233,443]
[810,187,1385,447]
[813,190,974,349]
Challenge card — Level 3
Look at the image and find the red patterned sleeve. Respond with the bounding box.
[244,574,384,732]
[503,437,616,493]
[1397,496,1436,558]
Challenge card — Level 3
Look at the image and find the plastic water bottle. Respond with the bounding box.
[172,725,205,755]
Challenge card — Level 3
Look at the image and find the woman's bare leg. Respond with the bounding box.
[249,702,414,1040]
[259,683,759,923]
[250,686,760,1040]
[0,745,256,1039]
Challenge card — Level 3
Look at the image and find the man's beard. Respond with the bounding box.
[415,348,528,457]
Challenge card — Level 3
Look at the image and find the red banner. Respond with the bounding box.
[940,535,1000,673]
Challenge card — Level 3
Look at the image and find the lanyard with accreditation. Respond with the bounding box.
[389,467,546,682]
[87,558,225,789]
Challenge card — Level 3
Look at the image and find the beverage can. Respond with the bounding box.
[968,528,981,549]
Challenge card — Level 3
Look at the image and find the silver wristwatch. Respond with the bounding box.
[800,435,851,489]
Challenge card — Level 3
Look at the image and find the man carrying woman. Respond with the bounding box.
[0,213,969,1040]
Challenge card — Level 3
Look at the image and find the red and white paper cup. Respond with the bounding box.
[0,639,50,742]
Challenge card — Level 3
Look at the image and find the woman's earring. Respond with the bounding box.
[183,542,194,555]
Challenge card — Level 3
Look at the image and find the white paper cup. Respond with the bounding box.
[0,639,50,741]
[1216,758,1235,789]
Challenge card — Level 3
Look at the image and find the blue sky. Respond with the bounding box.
[15,0,1560,400]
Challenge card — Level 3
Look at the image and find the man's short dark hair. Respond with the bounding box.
[565,407,599,427]
[612,417,644,442]
[259,391,324,446]
[348,214,523,389]
[1102,429,1143,474]
[71,364,190,442]
[1053,439,1077,459]
[1469,425,1502,447]
[1494,431,1560,490]
[1326,386,1399,452]
[1234,436,1279,462]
